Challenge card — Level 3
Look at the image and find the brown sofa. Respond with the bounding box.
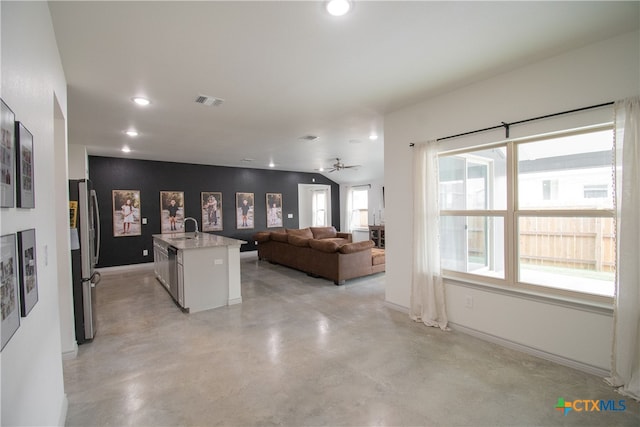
[253,226,385,285]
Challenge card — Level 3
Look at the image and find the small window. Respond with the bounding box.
[584,184,608,199]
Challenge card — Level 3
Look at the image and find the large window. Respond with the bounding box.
[438,127,615,300]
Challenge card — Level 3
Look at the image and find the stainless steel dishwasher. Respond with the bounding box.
[167,245,179,302]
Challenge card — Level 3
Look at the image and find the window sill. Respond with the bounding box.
[442,274,613,316]
[351,227,369,232]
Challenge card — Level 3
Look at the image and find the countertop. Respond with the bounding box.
[152,232,247,250]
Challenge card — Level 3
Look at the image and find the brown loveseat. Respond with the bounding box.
[253,226,385,285]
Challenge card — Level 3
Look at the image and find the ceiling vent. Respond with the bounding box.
[195,95,224,107]
[299,135,319,142]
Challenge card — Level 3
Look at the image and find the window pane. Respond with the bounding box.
[441,216,505,279]
[350,189,368,228]
[439,147,507,210]
[518,216,615,297]
[517,130,613,210]
[352,189,368,209]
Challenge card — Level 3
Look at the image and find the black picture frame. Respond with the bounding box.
[1,234,20,351]
[0,99,16,208]
[17,229,38,317]
[15,122,35,208]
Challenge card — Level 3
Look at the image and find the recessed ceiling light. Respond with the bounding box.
[131,97,150,106]
[326,0,351,16]
[369,133,378,141]
[125,130,139,137]
[319,167,325,172]
[269,162,275,168]
[121,146,131,153]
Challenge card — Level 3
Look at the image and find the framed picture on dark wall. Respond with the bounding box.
[112,190,141,237]
[1,234,20,350]
[266,193,283,228]
[0,99,15,208]
[17,229,38,317]
[236,192,254,229]
[160,191,184,232]
[201,192,222,232]
[15,122,35,208]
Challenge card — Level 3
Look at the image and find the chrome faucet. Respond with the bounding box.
[183,217,199,235]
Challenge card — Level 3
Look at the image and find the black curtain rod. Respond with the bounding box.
[409,101,614,147]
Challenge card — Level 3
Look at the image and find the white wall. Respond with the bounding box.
[1,2,69,425]
[384,31,639,373]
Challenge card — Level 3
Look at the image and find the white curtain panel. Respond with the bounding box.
[606,96,640,400]
[345,186,353,232]
[410,141,448,330]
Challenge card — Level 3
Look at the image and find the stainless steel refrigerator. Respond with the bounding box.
[69,179,101,344]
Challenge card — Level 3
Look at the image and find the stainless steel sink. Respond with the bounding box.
[171,237,194,241]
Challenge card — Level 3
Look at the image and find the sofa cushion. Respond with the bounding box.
[339,240,375,254]
[371,248,386,266]
[309,239,340,253]
[310,226,337,240]
[270,232,288,242]
[288,235,311,247]
[253,231,271,243]
[323,237,349,246]
[286,228,313,239]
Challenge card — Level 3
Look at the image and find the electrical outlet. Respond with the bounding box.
[287,213,293,219]
[143,249,149,256]
[465,295,473,309]
[142,217,147,225]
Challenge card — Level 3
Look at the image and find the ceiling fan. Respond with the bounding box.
[324,158,360,173]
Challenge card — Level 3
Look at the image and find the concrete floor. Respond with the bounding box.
[64,252,639,426]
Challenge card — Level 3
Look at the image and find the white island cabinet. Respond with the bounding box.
[152,232,246,313]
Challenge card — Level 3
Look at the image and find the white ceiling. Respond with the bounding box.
[48,1,639,184]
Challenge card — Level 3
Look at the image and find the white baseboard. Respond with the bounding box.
[381,301,609,377]
[240,250,258,259]
[384,300,409,314]
[449,322,610,378]
[58,394,68,426]
[62,342,78,360]
[97,262,154,273]
[228,297,243,305]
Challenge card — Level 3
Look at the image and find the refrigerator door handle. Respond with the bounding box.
[91,189,101,265]
[90,271,101,288]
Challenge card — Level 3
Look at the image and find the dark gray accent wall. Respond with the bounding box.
[89,156,340,267]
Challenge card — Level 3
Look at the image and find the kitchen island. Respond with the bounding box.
[152,232,246,313]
